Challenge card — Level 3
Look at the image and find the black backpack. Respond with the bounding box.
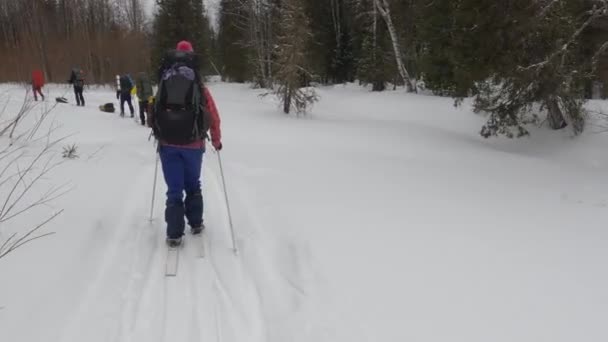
[99,103,115,113]
[73,69,85,87]
[119,75,133,92]
[153,50,210,144]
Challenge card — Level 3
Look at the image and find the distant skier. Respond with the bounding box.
[136,72,153,126]
[149,40,222,247]
[67,67,85,106]
[117,74,135,117]
[31,69,45,101]
[115,74,121,100]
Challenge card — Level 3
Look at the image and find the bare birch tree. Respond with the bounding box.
[373,0,415,92]
[117,0,146,32]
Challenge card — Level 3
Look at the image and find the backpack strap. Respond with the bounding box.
[191,85,202,139]
[152,77,165,138]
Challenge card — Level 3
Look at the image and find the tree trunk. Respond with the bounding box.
[265,7,274,88]
[248,0,269,88]
[283,87,291,114]
[545,97,567,130]
[374,0,415,92]
[330,0,341,52]
[33,1,52,81]
[372,80,385,91]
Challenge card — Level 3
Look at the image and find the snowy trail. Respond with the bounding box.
[2,83,608,342]
[56,156,158,342]
[50,151,268,342]
[1,83,337,342]
[0,85,276,342]
[112,152,269,342]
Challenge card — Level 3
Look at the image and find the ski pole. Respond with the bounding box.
[149,143,160,222]
[217,151,237,255]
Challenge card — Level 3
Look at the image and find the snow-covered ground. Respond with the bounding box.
[0,82,607,342]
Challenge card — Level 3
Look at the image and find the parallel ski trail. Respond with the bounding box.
[112,152,269,342]
[190,231,223,342]
[115,218,161,342]
[162,237,212,342]
[57,166,152,342]
[118,219,165,342]
[198,158,269,342]
[165,247,179,276]
[119,211,159,341]
[162,240,199,342]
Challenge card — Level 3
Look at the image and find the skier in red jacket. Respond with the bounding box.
[31,70,45,101]
[149,40,222,247]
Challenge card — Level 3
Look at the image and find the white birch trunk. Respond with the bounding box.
[373,0,415,92]
[247,0,269,87]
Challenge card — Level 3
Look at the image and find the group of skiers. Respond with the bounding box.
[115,72,154,125]
[30,67,85,105]
[31,40,223,248]
[32,67,150,122]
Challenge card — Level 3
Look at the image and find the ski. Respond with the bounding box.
[194,231,206,259]
[165,246,180,276]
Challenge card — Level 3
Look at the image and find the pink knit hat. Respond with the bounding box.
[176,40,193,52]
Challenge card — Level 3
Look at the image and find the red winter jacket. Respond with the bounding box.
[32,70,44,88]
[150,86,222,150]
[201,87,222,149]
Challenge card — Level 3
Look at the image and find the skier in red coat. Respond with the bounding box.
[149,40,222,247]
[31,70,45,101]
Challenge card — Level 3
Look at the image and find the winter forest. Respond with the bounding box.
[0,0,606,135]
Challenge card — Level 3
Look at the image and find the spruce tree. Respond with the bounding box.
[217,0,253,82]
[475,0,598,137]
[305,0,356,84]
[355,0,394,91]
[152,0,211,79]
[416,0,607,137]
[274,0,317,114]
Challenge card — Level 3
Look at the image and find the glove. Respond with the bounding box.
[213,141,222,151]
[116,91,120,100]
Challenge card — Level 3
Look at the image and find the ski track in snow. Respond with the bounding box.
[57,159,271,342]
[0,85,294,342]
[56,153,164,342]
[50,153,271,342]
[4,83,605,341]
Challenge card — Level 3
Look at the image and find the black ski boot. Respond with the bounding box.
[191,223,205,235]
[166,237,183,248]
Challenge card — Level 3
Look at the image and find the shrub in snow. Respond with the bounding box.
[0,92,64,260]
[62,144,79,159]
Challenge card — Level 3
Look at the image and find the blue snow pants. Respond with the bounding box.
[159,145,204,239]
